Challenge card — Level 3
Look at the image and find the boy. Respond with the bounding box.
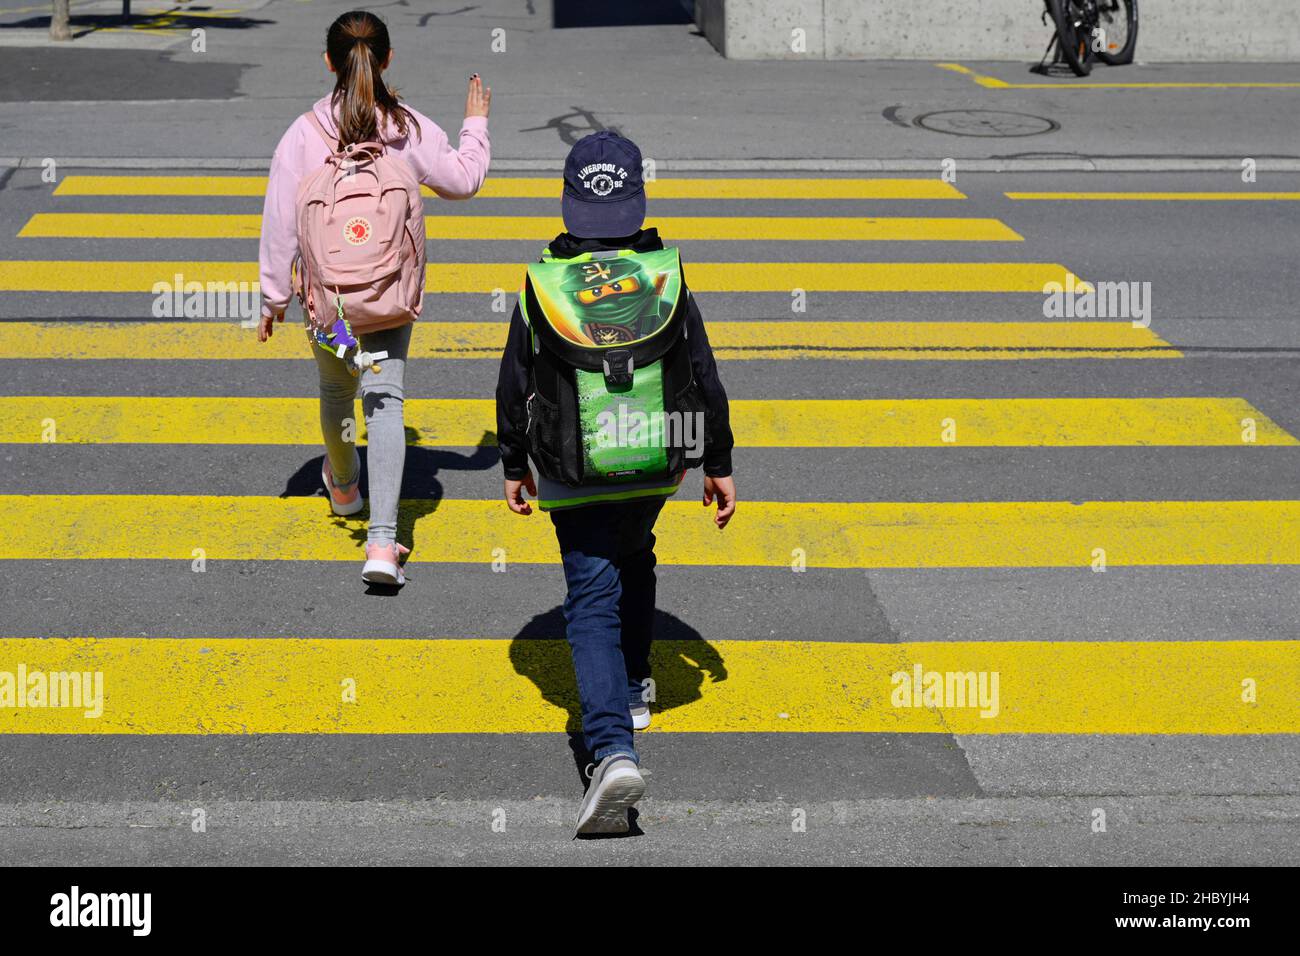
[495,131,736,835]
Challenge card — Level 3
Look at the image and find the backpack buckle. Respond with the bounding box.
[602,349,634,388]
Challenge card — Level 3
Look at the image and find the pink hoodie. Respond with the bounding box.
[259,95,490,319]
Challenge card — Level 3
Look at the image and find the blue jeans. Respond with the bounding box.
[549,498,666,764]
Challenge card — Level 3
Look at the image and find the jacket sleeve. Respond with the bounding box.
[406,110,491,200]
[684,289,734,478]
[258,120,308,319]
[495,304,533,480]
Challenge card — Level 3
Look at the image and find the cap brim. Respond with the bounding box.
[561,188,646,238]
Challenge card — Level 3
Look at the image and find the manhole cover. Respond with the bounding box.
[914,110,1060,138]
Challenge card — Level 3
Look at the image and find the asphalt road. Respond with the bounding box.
[0,0,1296,867]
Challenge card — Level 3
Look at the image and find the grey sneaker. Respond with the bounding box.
[630,705,651,731]
[575,756,645,836]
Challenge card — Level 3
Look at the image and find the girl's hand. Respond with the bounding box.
[258,310,284,343]
[465,73,491,119]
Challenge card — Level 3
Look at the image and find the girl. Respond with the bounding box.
[257,10,491,586]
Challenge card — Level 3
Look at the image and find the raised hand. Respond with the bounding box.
[465,73,491,119]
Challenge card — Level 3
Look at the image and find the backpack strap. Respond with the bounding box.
[305,110,391,157]
[304,111,340,153]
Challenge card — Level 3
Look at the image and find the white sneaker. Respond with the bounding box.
[630,705,651,731]
[362,540,410,586]
[575,756,645,836]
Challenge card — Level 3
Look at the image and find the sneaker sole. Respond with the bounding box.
[361,560,404,586]
[631,711,652,731]
[575,769,645,835]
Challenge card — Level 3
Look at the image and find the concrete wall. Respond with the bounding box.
[694,0,1300,61]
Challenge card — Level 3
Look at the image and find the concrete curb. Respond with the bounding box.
[4,157,1300,173]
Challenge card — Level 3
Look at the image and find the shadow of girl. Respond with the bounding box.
[278,427,500,561]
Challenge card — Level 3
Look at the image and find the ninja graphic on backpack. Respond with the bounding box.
[294,110,426,334]
[520,244,707,492]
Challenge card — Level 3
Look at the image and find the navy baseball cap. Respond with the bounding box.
[561,130,646,238]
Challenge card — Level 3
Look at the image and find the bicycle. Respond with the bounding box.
[1042,0,1139,77]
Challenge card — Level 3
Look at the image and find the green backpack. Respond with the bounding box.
[519,246,706,489]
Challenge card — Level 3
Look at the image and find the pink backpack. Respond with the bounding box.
[294,110,426,333]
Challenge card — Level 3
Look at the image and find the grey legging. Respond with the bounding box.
[311,323,412,546]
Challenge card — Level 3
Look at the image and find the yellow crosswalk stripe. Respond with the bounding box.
[19,213,266,239]
[0,320,1179,361]
[17,168,1292,760]
[52,175,966,200]
[1007,192,1300,201]
[19,212,1023,242]
[0,638,1291,735]
[0,261,1085,293]
[2,496,1295,567]
[4,396,1290,447]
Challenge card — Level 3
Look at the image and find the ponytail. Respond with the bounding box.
[326,11,417,145]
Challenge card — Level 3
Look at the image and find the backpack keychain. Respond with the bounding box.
[311,294,388,375]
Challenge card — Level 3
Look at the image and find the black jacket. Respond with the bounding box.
[494,228,734,481]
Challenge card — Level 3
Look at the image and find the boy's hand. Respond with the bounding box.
[505,471,536,515]
[703,475,736,529]
[465,73,491,119]
[257,310,284,343]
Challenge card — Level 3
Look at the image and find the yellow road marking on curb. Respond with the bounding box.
[3,396,1289,447]
[936,62,1011,89]
[937,62,1300,90]
[0,261,1085,293]
[0,321,1182,361]
[0,638,1292,735]
[52,175,967,200]
[19,213,1022,242]
[2,496,1296,568]
[1000,81,1300,90]
[1007,192,1300,201]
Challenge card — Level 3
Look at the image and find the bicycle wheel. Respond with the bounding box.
[1096,0,1138,65]
[1047,0,1093,77]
